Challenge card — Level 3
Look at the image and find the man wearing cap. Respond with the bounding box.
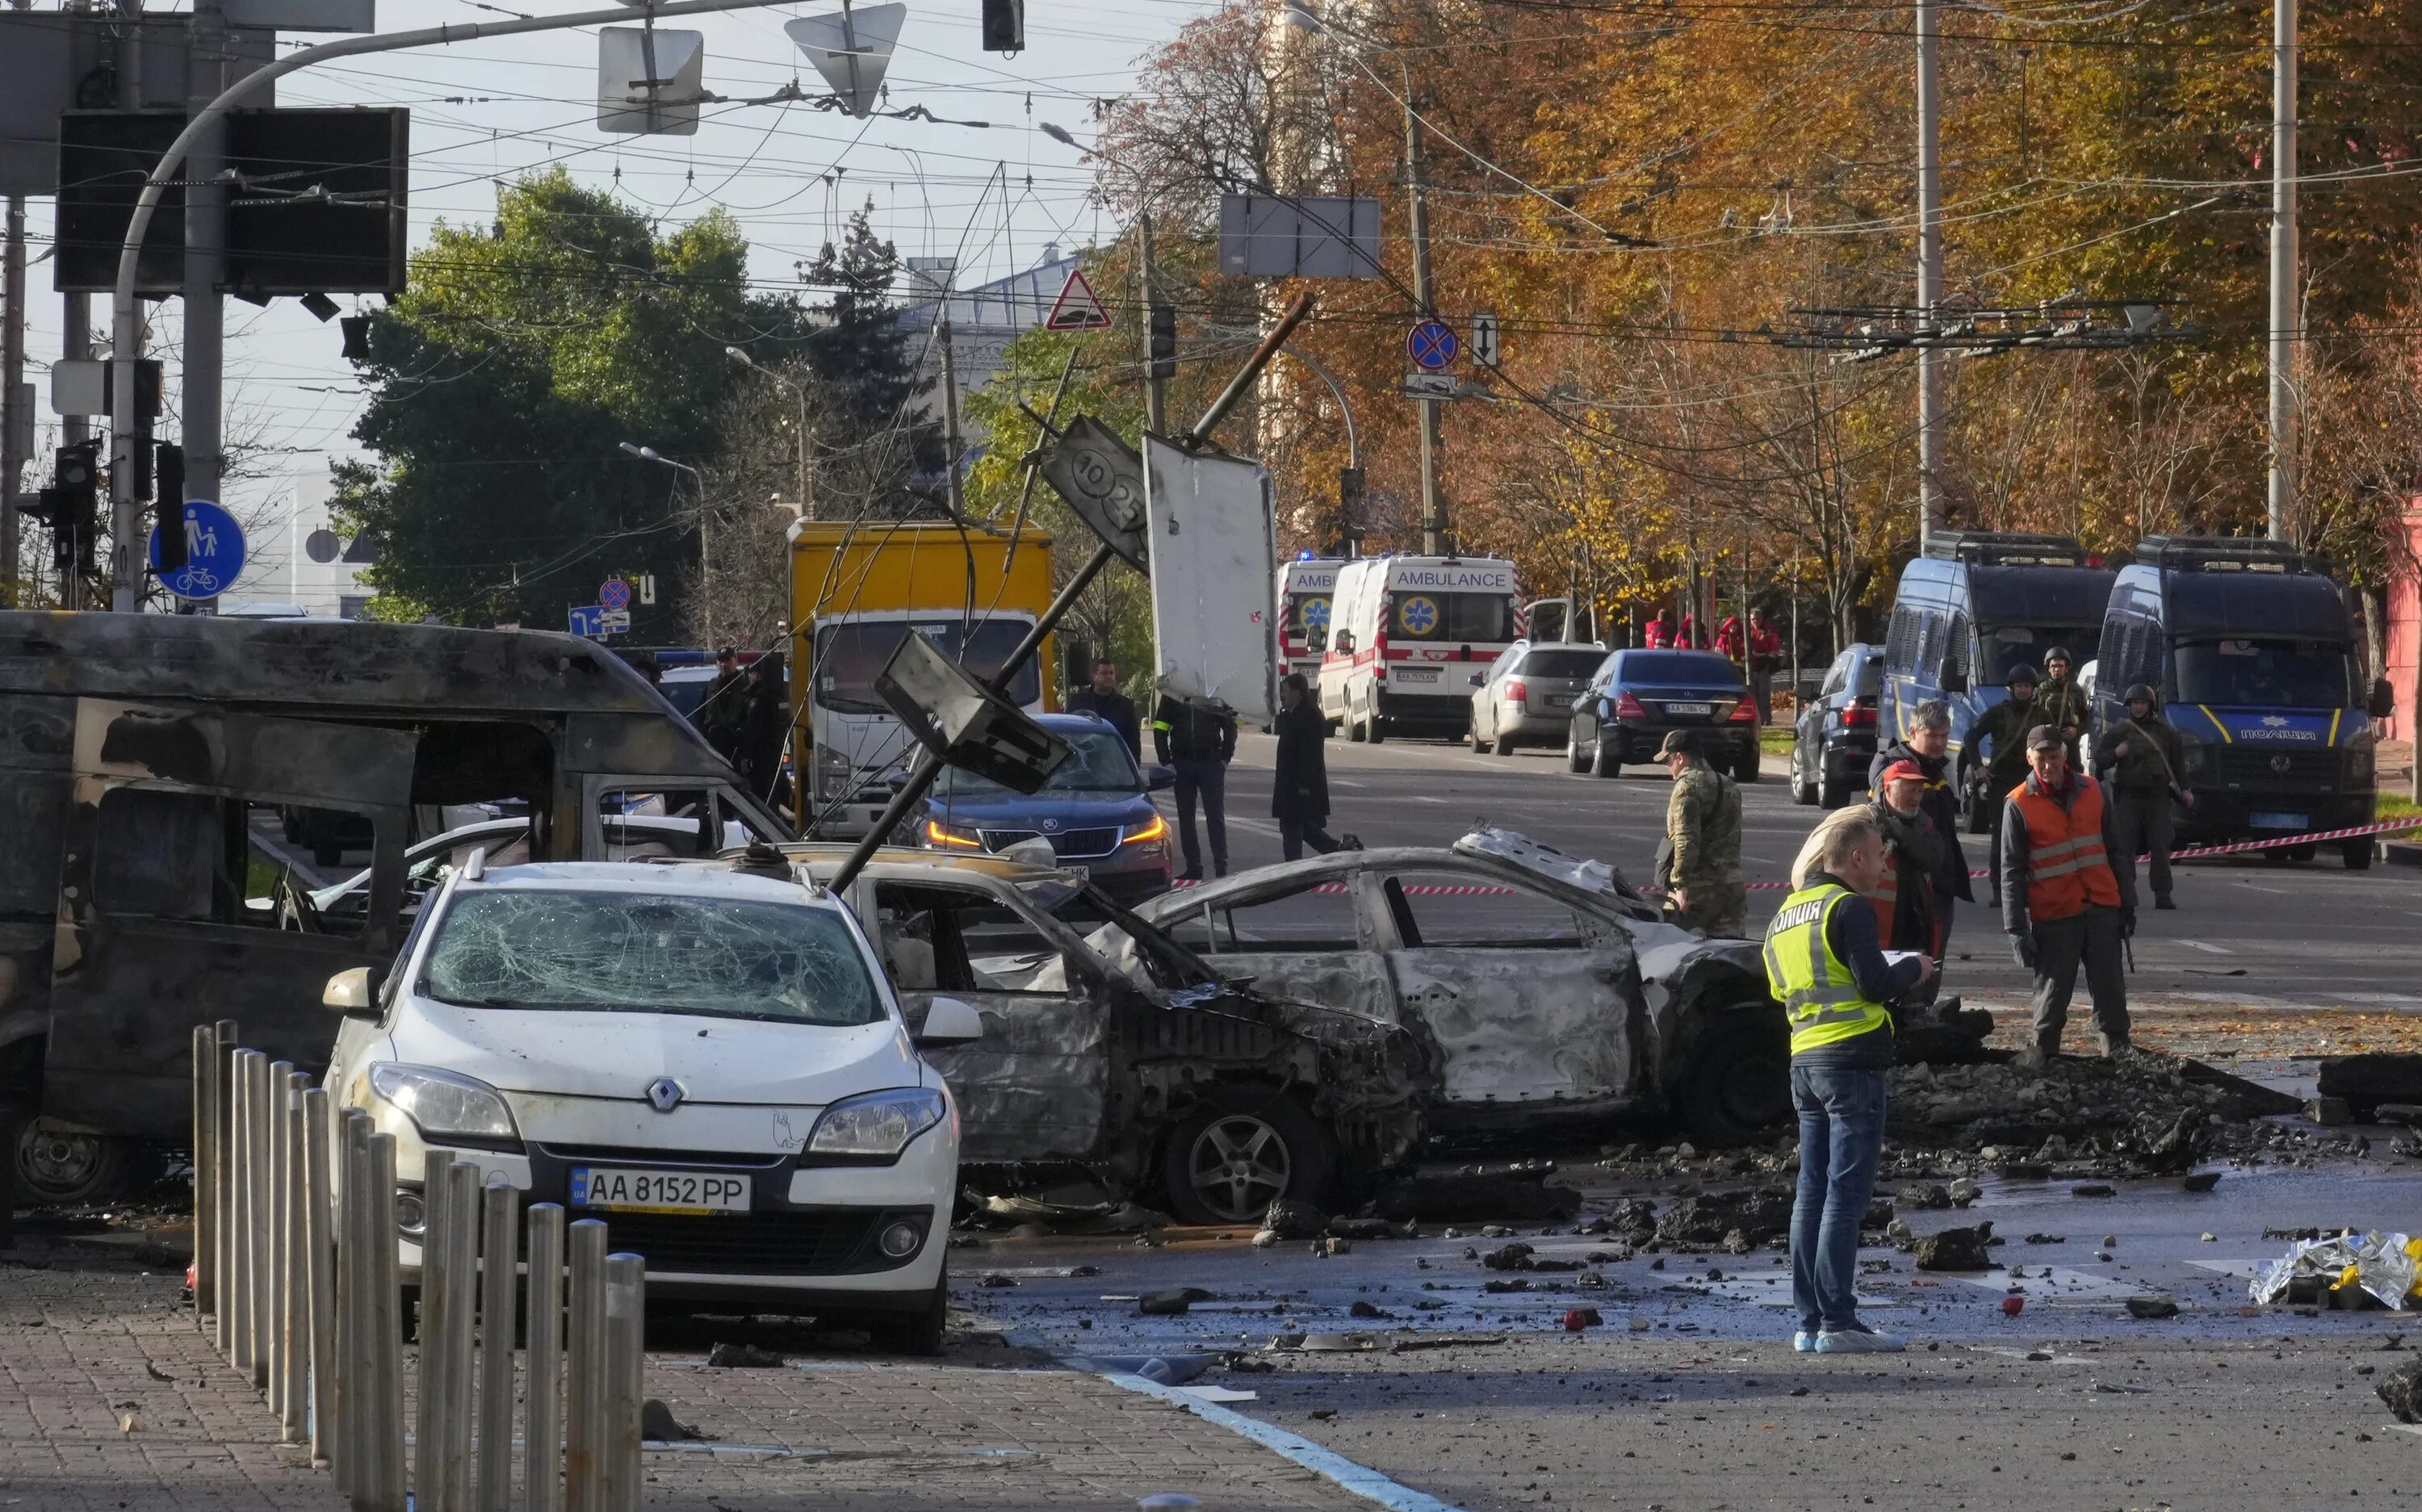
[1863,757,1945,959]
[2030,647,2091,755]
[1659,731,1745,935]
[1971,665,2042,908]
[2094,683,2194,911]
[2001,724,2135,1065]
[1869,698,1971,953]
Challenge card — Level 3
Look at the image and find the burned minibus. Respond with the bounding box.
[0,612,790,1201]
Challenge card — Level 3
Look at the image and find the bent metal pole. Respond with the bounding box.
[103,0,828,610]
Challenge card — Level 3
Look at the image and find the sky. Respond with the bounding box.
[13,0,1209,542]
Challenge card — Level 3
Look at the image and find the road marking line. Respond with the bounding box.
[1099,1368,1468,1512]
[2177,940,2233,955]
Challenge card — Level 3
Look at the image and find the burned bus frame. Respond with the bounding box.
[0,612,790,1199]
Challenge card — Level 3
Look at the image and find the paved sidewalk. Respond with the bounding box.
[0,1237,1374,1511]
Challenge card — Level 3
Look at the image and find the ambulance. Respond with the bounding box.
[1278,555,1343,682]
[1318,554,1523,742]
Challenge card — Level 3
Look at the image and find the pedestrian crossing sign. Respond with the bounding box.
[1045,266,1115,331]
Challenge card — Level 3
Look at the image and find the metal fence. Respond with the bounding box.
[192,1024,646,1511]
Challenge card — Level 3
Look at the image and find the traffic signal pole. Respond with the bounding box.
[182,0,230,557]
[1402,60,1446,555]
[104,0,823,611]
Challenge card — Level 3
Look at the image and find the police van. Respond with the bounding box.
[1320,554,1522,742]
[1880,531,2116,827]
[1278,555,1343,683]
[2090,535,2391,867]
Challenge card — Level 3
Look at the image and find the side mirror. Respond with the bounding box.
[2370,677,2396,720]
[913,995,985,1048]
[1334,630,1354,654]
[1940,665,1968,695]
[1469,672,1485,687]
[1146,764,1177,791]
[323,965,379,1014]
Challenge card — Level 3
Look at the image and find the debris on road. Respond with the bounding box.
[1912,1222,1995,1271]
[1885,1049,2301,1169]
[2379,1359,2422,1422]
[1390,1334,1508,1353]
[1562,1307,1603,1330]
[704,1342,786,1368]
[1138,1288,1213,1316]
[2124,1296,2181,1319]
[2252,1230,2422,1309]
[1062,1354,1214,1384]
[1370,1162,1583,1223]
[641,1400,713,1441]
[974,1192,1174,1234]
[2319,1054,2422,1120]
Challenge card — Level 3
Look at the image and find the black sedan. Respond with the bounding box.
[1789,643,1884,808]
[1565,649,1760,781]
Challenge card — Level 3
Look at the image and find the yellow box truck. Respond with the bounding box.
[790,521,1058,839]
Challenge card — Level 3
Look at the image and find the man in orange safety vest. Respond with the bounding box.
[1997,724,2135,1068]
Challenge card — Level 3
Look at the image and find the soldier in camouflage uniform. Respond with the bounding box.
[1970,664,2041,908]
[1658,730,1745,936]
[2093,682,2193,910]
[2030,647,2091,756]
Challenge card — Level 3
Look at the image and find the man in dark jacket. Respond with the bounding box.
[2030,647,2090,755]
[1066,659,1141,758]
[1272,672,1347,860]
[2093,682,2193,911]
[1868,697,1972,949]
[1971,665,2040,907]
[694,645,748,761]
[2001,725,2135,1066]
[1153,693,1238,880]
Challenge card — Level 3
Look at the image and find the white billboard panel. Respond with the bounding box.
[1142,437,1277,724]
[1217,194,1383,279]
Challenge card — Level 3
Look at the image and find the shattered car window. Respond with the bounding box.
[420,888,882,1026]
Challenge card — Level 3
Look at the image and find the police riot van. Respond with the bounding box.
[1880,531,2115,828]
[1279,555,1343,683]
[1319,554,1522,742]
[2090,535,2392,868]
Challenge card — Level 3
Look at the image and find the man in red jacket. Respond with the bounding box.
[1747,609,1783,724]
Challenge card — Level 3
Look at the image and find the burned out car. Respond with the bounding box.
[0,612,789,1202]
[787,846,1429,1225]
[1129,829,1790,1146]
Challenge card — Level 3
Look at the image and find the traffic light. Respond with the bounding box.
[40,442,102,577]
[339,314,372,362]
[980,0,1022,52]
[154,443,188,573]
[1148,303,1177,380]
[1335,466,1366,555]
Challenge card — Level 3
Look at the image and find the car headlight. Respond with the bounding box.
[1121,814,1167,845]
[924,819,983,849]
[808,1087,946,1158]
[367,1062,521,1145]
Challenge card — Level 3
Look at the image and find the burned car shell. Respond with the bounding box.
[781,845,1430,1223]
[0,611,787,1196]
[1129,828,1788,1145]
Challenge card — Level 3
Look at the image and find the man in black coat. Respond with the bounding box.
[1066,658,1141,758]
[1867,697,1973,950]
[1272,672,1349,860]
[1153,691,1237,881]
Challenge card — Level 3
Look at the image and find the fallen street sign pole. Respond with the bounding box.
[104,0,822,612]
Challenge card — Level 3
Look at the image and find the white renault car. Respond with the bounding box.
[323,854,979,1352]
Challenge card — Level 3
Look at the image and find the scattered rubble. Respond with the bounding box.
[1912,1222,1994,1272]
[1138,1288,1213,1316]
[2252,1231,2422,1309]
[704,1342,786,1368]
[2319,1054,2422,1120]
[641,1400,711,1441]
[2381,1359,2422,1423]
[1370,1163,1582,1223]
[1884,1049,2301,1170]
[2124,1296,2180,1320]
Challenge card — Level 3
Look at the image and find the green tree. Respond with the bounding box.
[333,169,811,636]
[799,204,928,445]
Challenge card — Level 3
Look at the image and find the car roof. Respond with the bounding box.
[465,860,838,907]
[766,842,1086,890]
[1135,838,1646,923]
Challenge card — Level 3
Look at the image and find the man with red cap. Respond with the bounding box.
[1863,757,1944,959]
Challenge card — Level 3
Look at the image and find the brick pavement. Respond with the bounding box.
[0,1238,1376,1511]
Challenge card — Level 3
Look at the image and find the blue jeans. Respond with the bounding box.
[1790,1060,1887,1334]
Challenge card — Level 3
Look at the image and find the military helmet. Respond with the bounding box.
[2124,682,2157,706]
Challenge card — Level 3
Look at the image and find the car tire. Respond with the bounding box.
[1790,745,1818,806]
[1469,718,1485,753]
[1733,743,1761,783]
[1492,733,1516,756]
[15,1116,139,1204]
[1346,701,1367,743]
[2344,837,2376,870]
[1680,1013,1792,1148]
[1818,767,1851,810]
[1161,1087,1335,1226]
[1589,733,1616,778]
[865,1264,949,1357]
[1364,696,1387,745]
[1566,731,1588,774]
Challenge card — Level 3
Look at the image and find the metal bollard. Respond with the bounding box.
[215,1023,238,1355]
[415,1150,454,1510]
[364,1131,408,1512]
[191,1025,216,1329]
[525,1204,567,1512]
[563,1218,610,1512]
[230,1049,262,1377]
[338,1110,372,1500]
[600,1253,645,1512]
[279,1072,310,1444]
[303,1089,337,1468]
[265,1059,294,1407]
[435,1160,481,1512]
[475,1178,519,1512]
[249,1052,276,1387]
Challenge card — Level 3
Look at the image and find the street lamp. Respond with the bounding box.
[620,442,714,643]
[724,347,815,523]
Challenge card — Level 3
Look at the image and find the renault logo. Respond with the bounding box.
[646,1078,684,1113]
[2270,753,2293,776]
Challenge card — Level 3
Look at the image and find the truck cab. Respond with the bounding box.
[1880,532,2116,828]
[2091,534,2391,866]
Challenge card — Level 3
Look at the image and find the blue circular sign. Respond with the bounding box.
[600,576,632,611]
[1407,320,1460,371]
[149,499,246,601]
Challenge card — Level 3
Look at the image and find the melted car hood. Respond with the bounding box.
[386,1001,920,1106]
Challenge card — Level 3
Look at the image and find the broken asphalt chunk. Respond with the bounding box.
[2124,1296,2180,1320]
[1912,1222,1995,1272]
[1481,1242,1536,1271]
[1261,1200,1329,1240]
[1138,1288,1214,1316]
[704,1342,785,1368]
[640,1399,712,1441]
[2380,1359,2422,1423]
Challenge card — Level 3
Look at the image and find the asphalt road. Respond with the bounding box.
[1188,728,2422,1018]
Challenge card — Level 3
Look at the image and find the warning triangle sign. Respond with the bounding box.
[1045,266,1115,331]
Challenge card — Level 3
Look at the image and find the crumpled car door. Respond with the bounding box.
[47,699,413,1139]
[1152,876,1399,1028]
[1373,870,1645,1124]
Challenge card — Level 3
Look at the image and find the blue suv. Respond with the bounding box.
[915,712,1176,906]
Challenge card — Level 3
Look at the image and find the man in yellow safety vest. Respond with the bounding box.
[1765,807,1934,1355]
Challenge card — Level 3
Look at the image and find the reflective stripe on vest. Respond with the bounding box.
[2014,775,2122,922]
[1762,882,1892,1056]
[1860,865,1898,949]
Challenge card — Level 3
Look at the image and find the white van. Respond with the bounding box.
[1278,556,1343,683]
[1318,555,1522,742]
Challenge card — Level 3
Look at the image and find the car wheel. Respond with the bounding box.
[1681,1013,1792,1148]
[1346,699,1367,742]
[1364,696,1387,745]
[1162,1087,1335,1226]
[1589,732,1616,778]
[1790,743,1818,806]
[1469,717,1485,753]
[16,1116,137,1204]
[1492,733,1516,757]
[1818,767,1850,810]
[865,1264,949,1357]
[2344,837,2377,870]
[1733,742,1761,783]
[1566,729,1588,774]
